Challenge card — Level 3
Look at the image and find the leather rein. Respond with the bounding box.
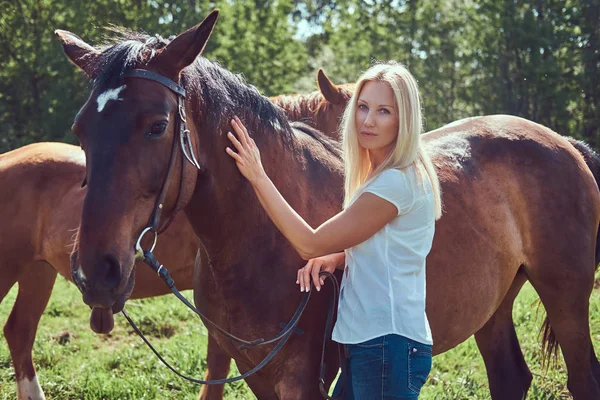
[120,69,345,397]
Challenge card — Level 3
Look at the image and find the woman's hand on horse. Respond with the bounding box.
[226,116,267,185]
[297,255,337,292]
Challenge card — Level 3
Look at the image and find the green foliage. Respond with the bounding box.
[0,0,307,152]
[305,0,599,137]
[0,0,598,150]
[211,0,308,96]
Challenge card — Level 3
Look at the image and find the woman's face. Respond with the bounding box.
[354,80,399,163]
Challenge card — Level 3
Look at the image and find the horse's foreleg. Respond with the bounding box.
[274,372,329,400]
[198,334,231,400]
[234,359,279,400]
[272,345,337,400]
[527,260,600,399]
[4,261,57,400]
[474,270,531,399]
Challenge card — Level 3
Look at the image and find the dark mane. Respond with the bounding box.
[565,137,600,160]
[185,58,295,144]
[92,28,171,89]
[91,29,295,144]
[290,121,343,159]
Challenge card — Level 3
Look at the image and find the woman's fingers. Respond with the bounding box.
[227,131,244,153]
[302,263,314,292]
[297,258,335,292]
[232,117,250,147]
[300,261,310,292]
[225,147,242,162]
[311,264,322,292]
[298,260,309,292]
[234,115,249,137]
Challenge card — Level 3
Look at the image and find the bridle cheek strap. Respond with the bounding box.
[122,69,200,240]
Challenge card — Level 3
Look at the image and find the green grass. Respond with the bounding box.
[1,277,598,399]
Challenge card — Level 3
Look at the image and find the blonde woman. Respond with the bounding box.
[226,62,442,399]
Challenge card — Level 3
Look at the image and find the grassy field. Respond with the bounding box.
[0,276,598,399]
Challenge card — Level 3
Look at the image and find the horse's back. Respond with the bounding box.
[425,115,598,202]
[1,142,84,166]
[427,115,599,252]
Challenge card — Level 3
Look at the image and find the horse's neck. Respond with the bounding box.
[187,125,344,267]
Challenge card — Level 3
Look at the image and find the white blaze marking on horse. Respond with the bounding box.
[96,85,126,113]
[17,376,46,400]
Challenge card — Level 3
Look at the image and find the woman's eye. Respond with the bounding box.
[358,104,368,111]
[148,122,168,137]
[379,108,390,114]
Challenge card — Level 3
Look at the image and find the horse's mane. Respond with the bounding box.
[186,58,296,145]
[90,29,309,147]
[271,92,323,125]
[91,28,171,89]
[271,86,353,124]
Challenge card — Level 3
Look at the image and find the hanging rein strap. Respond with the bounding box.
[125,250,343,390]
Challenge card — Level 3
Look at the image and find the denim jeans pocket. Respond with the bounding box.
[346,337,385,389]
[352,336,385,349]
[407,342,432,394]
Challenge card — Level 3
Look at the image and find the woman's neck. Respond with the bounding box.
[369,152,385,171]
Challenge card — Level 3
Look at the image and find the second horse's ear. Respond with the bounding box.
[55,30,101,78]
[317,69,345,105]
[153,9,219,79]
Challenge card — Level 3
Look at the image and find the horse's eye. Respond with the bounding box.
[148,122,168,138]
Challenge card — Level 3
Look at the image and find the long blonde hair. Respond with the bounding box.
[340,62,442,219]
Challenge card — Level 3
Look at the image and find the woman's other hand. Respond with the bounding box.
[297,253,341,292]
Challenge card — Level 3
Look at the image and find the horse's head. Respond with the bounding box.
[56,11,219,312]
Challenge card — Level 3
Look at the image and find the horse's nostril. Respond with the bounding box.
[72,269,88,293]
[99,254,122,290]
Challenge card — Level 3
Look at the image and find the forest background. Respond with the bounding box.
[1,0,598,153]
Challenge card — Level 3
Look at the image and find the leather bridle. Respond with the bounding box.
[120,68,345,397]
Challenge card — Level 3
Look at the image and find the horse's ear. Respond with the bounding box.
[154,9,219,77]
[317,69,344,105]
[55,30,100,78]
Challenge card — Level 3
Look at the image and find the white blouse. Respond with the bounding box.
[332,167,435,345]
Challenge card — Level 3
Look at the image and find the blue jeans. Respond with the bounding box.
[332,334,432,399]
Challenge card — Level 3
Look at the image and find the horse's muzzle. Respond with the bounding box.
[71,267,88,294]
[70,249,128,308]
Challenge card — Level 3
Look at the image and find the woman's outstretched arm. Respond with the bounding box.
[226,116,397,260]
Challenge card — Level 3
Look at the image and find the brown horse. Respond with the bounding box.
[57,12,600,399]
[269,69,353,140]
[0,143,203,399]
[0,75,347,399]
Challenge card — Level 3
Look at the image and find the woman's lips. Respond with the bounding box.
[360,131,377,137]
